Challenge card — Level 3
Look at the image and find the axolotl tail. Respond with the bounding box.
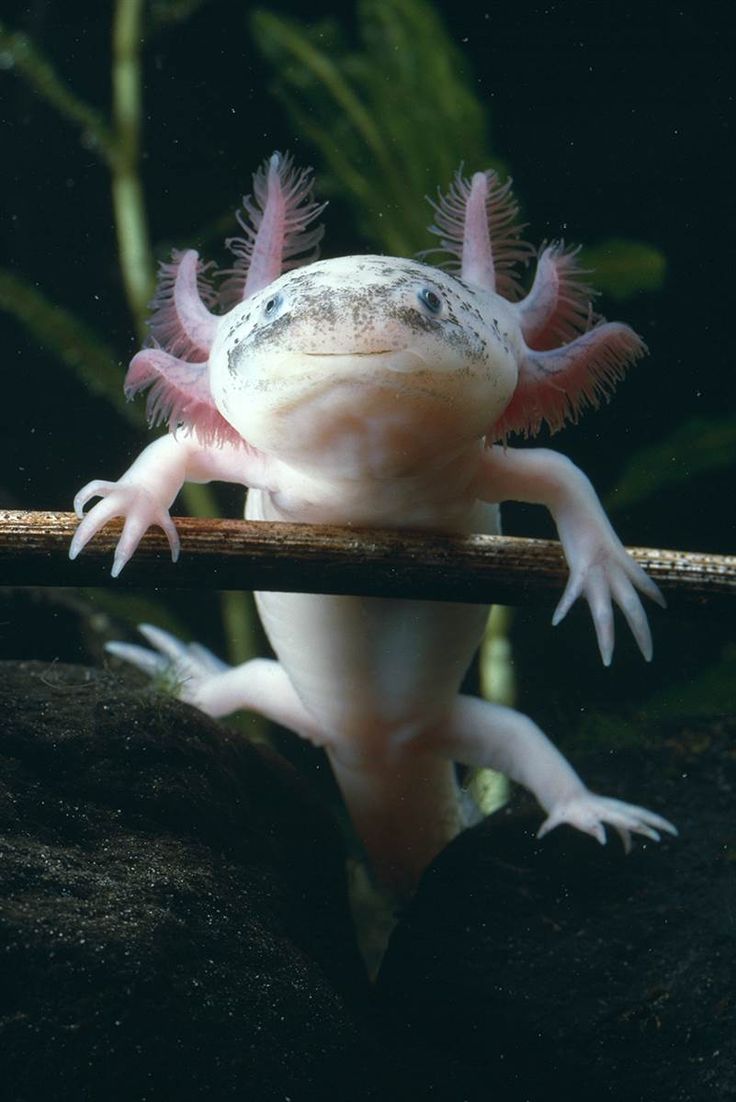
[326,743,464,898]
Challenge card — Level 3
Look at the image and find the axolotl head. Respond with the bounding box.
[208,254,520,473]
[127,158,646,473]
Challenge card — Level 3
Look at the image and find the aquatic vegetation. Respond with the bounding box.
[251,0,666,296]
[252,0,493,256]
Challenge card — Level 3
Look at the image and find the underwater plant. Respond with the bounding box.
[250,0,667,292]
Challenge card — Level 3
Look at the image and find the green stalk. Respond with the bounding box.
[219,591,260,667]
[468,605,516,816]
[111,0,153,337]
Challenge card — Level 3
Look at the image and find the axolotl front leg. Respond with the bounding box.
[477,444,666,664]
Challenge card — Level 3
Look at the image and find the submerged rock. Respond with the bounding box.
[0,660,382,1101]
[2,659,733,1101]
[377,720,736,1101]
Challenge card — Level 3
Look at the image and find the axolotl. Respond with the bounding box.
[70,153,675,895]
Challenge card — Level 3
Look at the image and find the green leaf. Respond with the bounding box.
[0,268,141,427]
[580,238,666,300]
[608,416,736,510]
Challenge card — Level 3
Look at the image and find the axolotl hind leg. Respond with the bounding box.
[107,625,464,895]
[429,695,677,852]
[106,624,323,743]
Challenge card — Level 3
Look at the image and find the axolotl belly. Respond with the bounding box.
[70,153,676,894]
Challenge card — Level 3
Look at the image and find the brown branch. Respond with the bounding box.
[1,510,733,609]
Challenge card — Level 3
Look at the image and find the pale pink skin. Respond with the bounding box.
[70,154,675,895]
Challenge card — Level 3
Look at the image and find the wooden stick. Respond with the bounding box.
[0,509,733,608]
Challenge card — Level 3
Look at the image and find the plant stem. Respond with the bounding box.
[111,0,153,337]
[219,591,260,666]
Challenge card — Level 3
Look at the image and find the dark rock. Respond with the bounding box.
[4,658,733,1102]
[377,719,736,1102]
[0,660,385,1101]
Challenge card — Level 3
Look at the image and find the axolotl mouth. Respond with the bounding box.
[298,347,428,373]
[303,350,397,356]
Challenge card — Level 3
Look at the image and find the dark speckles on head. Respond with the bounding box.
[388,304,440,335]
[216,253,515,372]
[206,252,522,460]
[245,309,300,354]
[227,346,241,378]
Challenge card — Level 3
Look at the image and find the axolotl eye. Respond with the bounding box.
[263,292,283,318]
[417,287,444,316]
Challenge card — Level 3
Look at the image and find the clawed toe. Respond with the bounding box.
[539,791,677,852]
[105,624,231,708]
[105,641,167,678]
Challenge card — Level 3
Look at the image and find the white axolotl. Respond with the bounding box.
[70,152,675,895]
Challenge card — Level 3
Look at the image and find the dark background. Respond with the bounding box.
[1,0,733,735]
